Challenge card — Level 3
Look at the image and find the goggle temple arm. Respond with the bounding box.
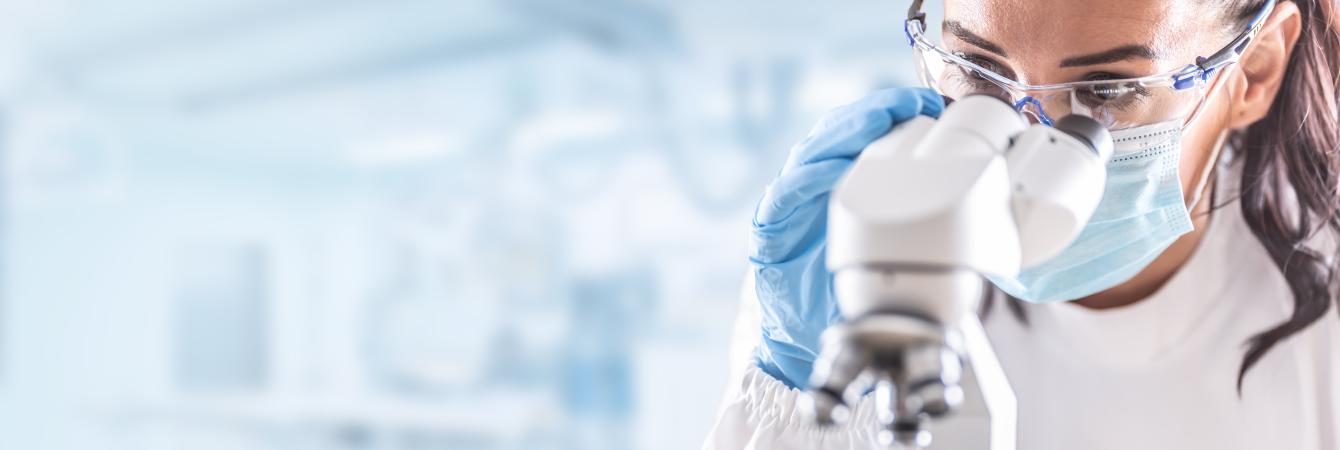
[904,18,924,46]
[1172,61,1215,91]
[1173,0,1275,90]
[905,0,928,46]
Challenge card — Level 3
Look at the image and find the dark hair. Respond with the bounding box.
[1229,0,1340,391]
[982,0,1340,392]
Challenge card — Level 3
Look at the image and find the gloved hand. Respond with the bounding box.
[751,88,944,389]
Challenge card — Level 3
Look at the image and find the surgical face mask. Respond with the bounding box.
[987,120,1195,303]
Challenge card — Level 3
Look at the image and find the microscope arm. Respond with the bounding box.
[809,96,1112,449]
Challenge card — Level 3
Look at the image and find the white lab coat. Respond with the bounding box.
[704,168,1340,450]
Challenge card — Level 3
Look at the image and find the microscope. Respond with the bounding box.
[804,95,1114,449]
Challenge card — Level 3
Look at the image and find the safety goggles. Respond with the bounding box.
[904,0,1276,130]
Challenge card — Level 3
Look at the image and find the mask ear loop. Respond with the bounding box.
[1182,68,1236,215]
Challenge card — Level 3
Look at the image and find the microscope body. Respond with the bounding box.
[806,96,1113,449]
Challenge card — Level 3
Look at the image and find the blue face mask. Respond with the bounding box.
[987,120,1196,303]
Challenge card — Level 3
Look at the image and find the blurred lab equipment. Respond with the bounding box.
[559,271,655,450]
[661,59,801,216]
[516,109,641,208]
[360,242,499,396]
[807,96,1112,449]
[4,105,126,205]
[0,0,927,448]
[173,242,271,391]
[0,113,6,380]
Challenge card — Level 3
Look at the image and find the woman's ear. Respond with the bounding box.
[1228,1,1304,129]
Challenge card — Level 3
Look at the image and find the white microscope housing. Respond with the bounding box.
[807,95,1113,449]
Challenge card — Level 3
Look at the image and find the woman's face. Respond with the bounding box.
[943,0,1242,201]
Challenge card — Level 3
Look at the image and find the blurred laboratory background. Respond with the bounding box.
[0,0,924,449]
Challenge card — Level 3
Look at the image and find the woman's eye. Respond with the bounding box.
[933,52,1014,101]
[1077,82,1150,111]
[954,66,996,86]
[954,53,1012,80]
[1087,84,1132,101]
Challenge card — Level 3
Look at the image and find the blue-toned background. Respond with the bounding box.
[0,1,924,449]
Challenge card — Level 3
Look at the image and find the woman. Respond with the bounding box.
[706,0,1340,449]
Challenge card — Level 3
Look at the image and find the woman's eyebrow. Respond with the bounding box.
[944,20,1161,69]
[944,21,1007,57]
[1059,45,1161,67]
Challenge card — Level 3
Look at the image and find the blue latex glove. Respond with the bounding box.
[751,88,944,389]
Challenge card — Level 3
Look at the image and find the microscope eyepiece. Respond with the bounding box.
[1053,114,1114,159]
